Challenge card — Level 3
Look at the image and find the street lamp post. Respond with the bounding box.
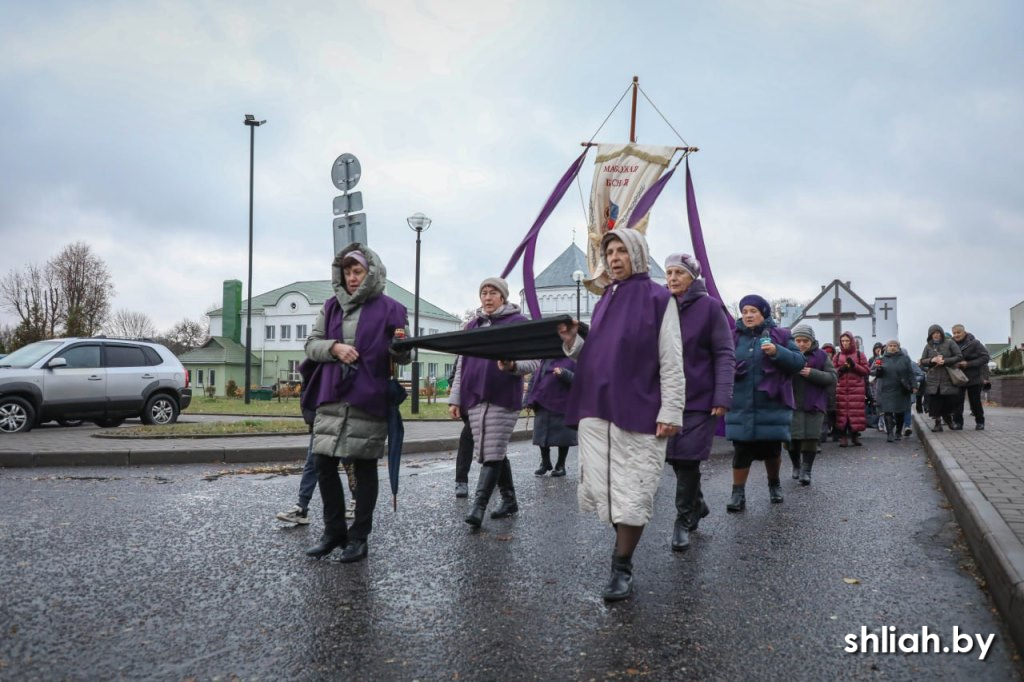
[407,212,432,414]
[572,270,584,322]
[243,114,266,404]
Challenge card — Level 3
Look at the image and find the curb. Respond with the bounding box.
[0,429,533,469]
[914,413,1024,656]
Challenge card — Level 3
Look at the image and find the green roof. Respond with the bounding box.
[987,342,1011,358]
[178,336,261,366]
[208,279,459,322]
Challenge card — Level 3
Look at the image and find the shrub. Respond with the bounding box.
[225,379,240,397]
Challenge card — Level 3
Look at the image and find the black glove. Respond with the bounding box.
[845,357,855,369]
[874,366,884,376]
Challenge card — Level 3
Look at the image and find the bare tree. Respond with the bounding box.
[106,309,157,339]
[158,317,208,355]
[0,324,17,354]
[0,262,61,346]
[50,242,115,337]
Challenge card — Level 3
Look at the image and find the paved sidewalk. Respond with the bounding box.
[914,405,1024,656]
[0,417,532,467]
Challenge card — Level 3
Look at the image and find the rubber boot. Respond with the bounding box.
[551,447,568,477]
[602,554,634,602]
[799,451,815,486]
[534,447,552,476]
[465,463,501,527]
[490,458,519,519]
[768,478,784,504]
[726,485,746,512]
[788,443,801,480]
[672,466,701,552]
[885,414,895,443]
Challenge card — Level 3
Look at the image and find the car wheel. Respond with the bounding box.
[57,418,85,427]
[0,397,36,434]
[93,418,125,428]
[142,394,179,425]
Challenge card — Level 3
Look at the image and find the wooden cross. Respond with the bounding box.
[817,296,858,347]
[879,302,893,320]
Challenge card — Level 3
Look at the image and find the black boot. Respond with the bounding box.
[799,452,815,486]
[490,458,519,519]
[305,530,347,558]
[726,485,746,512]
[672,465,701,552]
[465,463,501,527]
[534,447,552,476]
[337,539,368,563]
[885,414,895,443]
[551,447,568,477]
[768,478,784,504]
[602,554,634,602]
[931,419,943,432]
[789,444,801,480]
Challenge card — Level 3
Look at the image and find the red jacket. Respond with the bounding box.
[834,338,869,432]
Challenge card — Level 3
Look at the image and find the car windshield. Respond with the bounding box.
[0,341,63,369]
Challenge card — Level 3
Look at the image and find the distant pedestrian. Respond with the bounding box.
[449,357,475,499]
[821,342,839,442]
[449,277,538,528]
[663,253,733,552]
[867,342,885,431]
[525,358,577,477]
[870,340,914,443]
[833,331,869,447]
[919,324,963,432]
[787,325,836,485]
[301,244,410,563]
[725,294,804,511]
[951,324,990,430]
[559,229,684,602]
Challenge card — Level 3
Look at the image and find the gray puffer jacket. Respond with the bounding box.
[919,325,963,397]
[305,244,410,459]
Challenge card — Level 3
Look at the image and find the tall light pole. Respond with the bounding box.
[572,269,584,322]
[243,114,266,404]
[407,212,432,414]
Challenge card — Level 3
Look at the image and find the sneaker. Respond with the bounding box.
[276,505,310,525]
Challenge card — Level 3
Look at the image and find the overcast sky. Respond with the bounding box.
[1,1,1021,351]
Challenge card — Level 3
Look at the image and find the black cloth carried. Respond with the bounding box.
[392,315,587,360]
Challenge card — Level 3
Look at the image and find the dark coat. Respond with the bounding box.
[955,332,990,387]
[920,325,964,396]
[834,332,869,432]
[871,350,914,413]
[790,345,837,440]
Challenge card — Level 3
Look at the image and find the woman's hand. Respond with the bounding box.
[331,342,359,364]
[761,342,777,357]
[934,355,945,366]
[497,360,517,372]
[552,367,563,376]
[710,406,728,417]
[448,405,461,419]
[656,422,679,438]
[799,367,811,377]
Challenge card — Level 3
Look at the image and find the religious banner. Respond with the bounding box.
[586,143,676,292]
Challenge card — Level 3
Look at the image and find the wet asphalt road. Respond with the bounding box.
[1,430,1021,681]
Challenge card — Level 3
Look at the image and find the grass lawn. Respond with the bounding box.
[103,419,309,438]
[184,396,454,420]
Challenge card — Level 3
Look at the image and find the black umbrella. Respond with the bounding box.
[386,377,408,511]
[392,314,588,360]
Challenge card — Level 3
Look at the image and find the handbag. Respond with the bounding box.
[946,366,969,387]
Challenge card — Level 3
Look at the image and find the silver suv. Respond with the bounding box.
[0,338,192,433]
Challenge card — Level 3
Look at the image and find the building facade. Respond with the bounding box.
[782,279,898,351]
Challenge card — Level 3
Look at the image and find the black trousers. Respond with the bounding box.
[315,455,378,541]
[927,393,956,421]
[454,414,474,483]
[953,385,985,426]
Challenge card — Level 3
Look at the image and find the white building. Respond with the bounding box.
[785,279,898,351]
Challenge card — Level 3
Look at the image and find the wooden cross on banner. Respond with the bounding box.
[817,296,858,347]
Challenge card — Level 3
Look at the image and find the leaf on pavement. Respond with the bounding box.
[843,577,861,585]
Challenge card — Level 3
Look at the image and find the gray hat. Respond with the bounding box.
[792,324,816,341]
[664,253,702,280]
[479,277,509,301]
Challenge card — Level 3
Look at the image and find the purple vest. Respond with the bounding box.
[677,281,735,412]
[458,312,528,412]
[300,294,407,419]
[799,348,830,413]
[565,274,671,435]
[526,357,575,414]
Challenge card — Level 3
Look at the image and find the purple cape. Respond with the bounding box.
[798,347,830,413]
[526,357,575,414]
[458,312,528,412]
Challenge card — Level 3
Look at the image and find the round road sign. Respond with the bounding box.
[331,154,362,191]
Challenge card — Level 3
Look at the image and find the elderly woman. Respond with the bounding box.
[870,339,914,442]
[919,324,963,432]
[833,331,869,447]
[725,295,805,511]
[301,244,410,563]
[449,278,539,527]
[663,253,734,552]
[788,325,836,485]
[525,357,577,477]
[558,229,684,601]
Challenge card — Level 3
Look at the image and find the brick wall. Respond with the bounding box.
[990,375,1024,408]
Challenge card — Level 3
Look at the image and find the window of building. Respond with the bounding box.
[427,362,438,379]
[197,370,204,385]
[418,327,425,336]
[288,360,300,381]
[209,369,216,386]
[265,326,275,340]
[428,328,439,335]
[280,325,291,340]
[296,324,308,339]
[444,363,453,379]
